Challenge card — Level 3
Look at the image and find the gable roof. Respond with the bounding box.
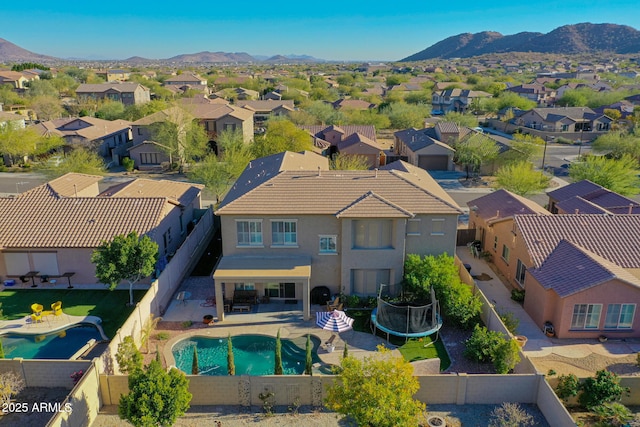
[299,125,377,142]
[529,239,640,297]
[548,179,640,214]
[337,132,382,154]
[515,214,640,269]
[394,128,455,153]
[217,156,461,216]
[75,83,147,94]
[99,178,203,206]
[236,100,295,112]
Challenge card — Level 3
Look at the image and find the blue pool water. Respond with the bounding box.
[1,324,104,359]
[173,334,322,376]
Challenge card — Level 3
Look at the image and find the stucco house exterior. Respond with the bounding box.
[468,190,640,339]
[0,173,204,286]
[213,151,462,321]
[431,89,492,114]
[75,83,151,106]
[393,128,455,171]
[514,107,612,138]
[300,124,384,168]
[235,100,294,127]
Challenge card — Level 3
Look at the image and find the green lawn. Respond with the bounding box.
[0,289,147,338]
[348,309,451,370]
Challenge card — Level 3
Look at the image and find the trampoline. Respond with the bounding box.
[371,288,442,342]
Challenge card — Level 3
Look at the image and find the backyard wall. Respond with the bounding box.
[103,208,216,374]
[0,359,91,389]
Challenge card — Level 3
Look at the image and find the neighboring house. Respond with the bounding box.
[331,99,376,111]
[212,87,259,101]
[262,91,282,100]
[213,151,462,321]
[547,179,640,215]
[236,100,295,126]
[467,190,640,338]
[0,71,31,90]
[431,89,492,114]
[95,69,131,82]
[163,72,209,94]
[0,173,204,286]
[299,124,383,168]
[32,117,132,163]
[393,128,455,171]
[505,83,556,106]
[0,111,26,129]
[75,83,151,106]
[514,107,612,139]
[127,141,171,171]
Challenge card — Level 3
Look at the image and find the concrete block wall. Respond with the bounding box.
[0,359,90,389]
[535,379,576,427]
[47,362,103,427]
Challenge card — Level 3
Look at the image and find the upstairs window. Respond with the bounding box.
[352,220,393,249]
[271,220,297,246]
[236,220,262,246]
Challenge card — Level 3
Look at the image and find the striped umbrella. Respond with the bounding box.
[316,310,354,332]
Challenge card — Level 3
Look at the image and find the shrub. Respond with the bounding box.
[155,332,170,341]
[0,371,25,407]
[499,311,520,334]
[578,370,629,409]
[122,157,135,172]
[464,325,503,363]
[489,402,534,427]
[181,320,192,329]
[591,402,633,427]
[493,339,521,374]
[115,336,143,374]
[510,289,525,303]
[555,373,580,402]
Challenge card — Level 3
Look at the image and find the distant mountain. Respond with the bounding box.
[164,51,256,63]
[401,23,640,61]
[263,54,325,63]
[124,56,151,63]
[0,37,58,63]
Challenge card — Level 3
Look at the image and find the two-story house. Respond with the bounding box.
[213,151,462,320]
[0,173,204,286]
[505,83,556,106]
[75,83,151,106]
[235,100,294,127]
[300,124,384,168]
[163,72,209,95]
[514,107,612,139]
[431,89,492,114]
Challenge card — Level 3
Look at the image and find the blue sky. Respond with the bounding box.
[2,1,639,61]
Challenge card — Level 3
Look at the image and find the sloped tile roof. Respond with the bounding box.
[529,239,640,297]
[548,180,605,202]
[467,189,549,221]
[48,173,102,197]
[217,157,461,216]
[394,128,453,153]
[299,125,377,142]
[549,180,640,214]
[236,100,295,112]
[337,132,382,153]
[100,178,203,206]
[556,196,611,214]
[515,214,640,268]
[76,83,147,93]
[336,191,413,218]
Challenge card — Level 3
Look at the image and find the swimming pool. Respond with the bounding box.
[1,324,104,359]
[172,334,323,376]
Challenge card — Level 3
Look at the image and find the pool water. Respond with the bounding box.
[1,325,104,359]
[173,334,323,376]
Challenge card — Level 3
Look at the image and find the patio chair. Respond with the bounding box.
[326,296,340,311]
[31,313,42,323]
[51,301,62,316]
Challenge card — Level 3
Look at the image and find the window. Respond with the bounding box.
[234,283,255,290]
[236,220,262,246]
[604,304,635,329]
[493,236,498,251]
[224,123,237,132]
[351,269,390,296]
[319,235,337,254]
[271,220,297,246]
[571,304,602,329]
[265,282,295,298]
[501,244,510,263]
[140,152,160,165]
[431,218,445,235]
[406,219,420,236]
[352,220,393,249]
[516,259,526,286]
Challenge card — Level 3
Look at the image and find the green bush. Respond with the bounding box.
[122,157,135,172]
[464,325,504,363]
[155,332,170,341]
[555,373,580,402]
[578,370,629,409]
[591,402,633,426]
[555,136,574,144]
[510,289,525,303]
[489,402,534,427]
[499,311,520,334]
[493,339,520,374]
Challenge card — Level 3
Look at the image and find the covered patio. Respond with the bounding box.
[212,255,311,321]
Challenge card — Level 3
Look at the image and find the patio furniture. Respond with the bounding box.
[176,291,191,305]
[30,312,43,323]
[31,303,44,314]
[23,271,40,287]
[232,290,258,306]
[62,272,75,289]
[51,301,62,316]
[326,296,340,311]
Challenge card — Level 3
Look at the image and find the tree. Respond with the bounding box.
[119,359,192,427]
[274,329,283,375]
[150,106,209,172]
[91,231,158,306]
[30,95,63,121]
[45,148,107,178]
[140,314,162,354]
[494,161,550,196]
[191,346,199,375]
[251,119,312,158]
[325,345,425,427]
[555,373,580,403]
[95,100,126,120]
[380,102,430,129]
[0,123,64,166]
[329,153,370,170]
[454,134,500,178]
[578,370,629,409]
[227,333,235,375]
[115,335,143,374]
[304,334,313,376]
[489,402,534,427]
[0,371,25,408]
[569,154,640,196]
[443,111,478,128]
[592,130,640,162]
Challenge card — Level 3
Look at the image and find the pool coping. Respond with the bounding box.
[0,314,107,341]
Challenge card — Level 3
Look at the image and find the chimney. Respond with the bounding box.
[374,168,378,178]
[496,210,500,218]
[629,203,634,214]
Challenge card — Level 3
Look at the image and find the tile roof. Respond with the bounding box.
[394,128,454,153]
[337,132,382,153]
[217,156,461,216]
[299,125,377,142]
[529,240,640,297]
[235,100,295,112]
[467,189,549,222]
[547,180,602,202]
[549,180,640,214]
[335,191,413,218]
[514,214,640,269]
[75,83,147,93]
[100,178,203,206]
[0,173,202,249]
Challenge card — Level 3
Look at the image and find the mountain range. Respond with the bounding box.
[401,23,640,61]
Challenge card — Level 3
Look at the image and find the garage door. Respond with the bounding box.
[418,155,449,171]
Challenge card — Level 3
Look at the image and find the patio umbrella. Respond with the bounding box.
[316,310,354,333]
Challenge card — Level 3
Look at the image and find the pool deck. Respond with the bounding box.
[0,313,107,340]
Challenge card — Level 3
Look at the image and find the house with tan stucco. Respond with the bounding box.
[0,173,204,287]
[213,151,462,321]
